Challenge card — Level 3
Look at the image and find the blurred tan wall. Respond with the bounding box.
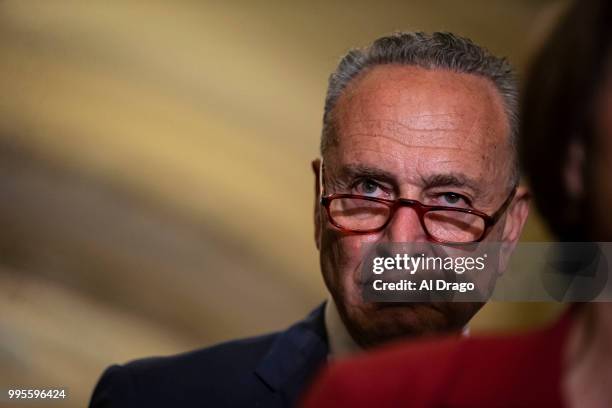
[0,1,567,407]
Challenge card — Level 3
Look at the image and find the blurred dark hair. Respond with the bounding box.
[520,0,612,241]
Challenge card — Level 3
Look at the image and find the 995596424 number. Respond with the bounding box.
[6,389,67,400]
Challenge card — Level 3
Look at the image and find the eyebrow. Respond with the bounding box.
[336,164,397,183]
[421,173,482,195]
[332,164,482,195]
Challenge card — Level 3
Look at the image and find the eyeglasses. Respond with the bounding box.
[320,191,516,243]
[317,160,516,243]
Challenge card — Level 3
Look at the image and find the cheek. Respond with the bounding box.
[320,227,380,280]
[487,221,505,241]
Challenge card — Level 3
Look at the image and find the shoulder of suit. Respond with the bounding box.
[126,330,280,380]
[89,331,281,407]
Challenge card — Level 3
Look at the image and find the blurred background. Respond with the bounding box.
[0,1,568,406]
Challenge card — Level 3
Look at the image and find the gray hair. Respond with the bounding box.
[321,31,519,186]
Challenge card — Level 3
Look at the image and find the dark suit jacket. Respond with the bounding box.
[302,307,575,408]
[90,303,328,408]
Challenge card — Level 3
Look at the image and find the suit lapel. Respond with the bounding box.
[254,303,328,407]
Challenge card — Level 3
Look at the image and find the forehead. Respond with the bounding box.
[328,64,511,187]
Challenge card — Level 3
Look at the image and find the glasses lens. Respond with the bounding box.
[424,210,485,243]
[329,197,389,231]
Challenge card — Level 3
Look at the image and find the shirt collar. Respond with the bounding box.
[324,297,363,360]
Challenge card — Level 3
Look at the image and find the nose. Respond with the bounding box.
[383,205,428,243]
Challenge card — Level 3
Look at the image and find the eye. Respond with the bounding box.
[438,192,470,207]
[353,178,386,197]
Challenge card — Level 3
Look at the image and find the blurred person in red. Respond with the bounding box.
[302,0,612,407]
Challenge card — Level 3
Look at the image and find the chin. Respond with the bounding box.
[341,301,479,349]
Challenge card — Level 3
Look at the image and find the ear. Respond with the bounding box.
[502,185,531,244]
[498,185,530,273]
[312,158,322,250]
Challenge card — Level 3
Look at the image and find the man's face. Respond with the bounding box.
[314,65,529,347]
